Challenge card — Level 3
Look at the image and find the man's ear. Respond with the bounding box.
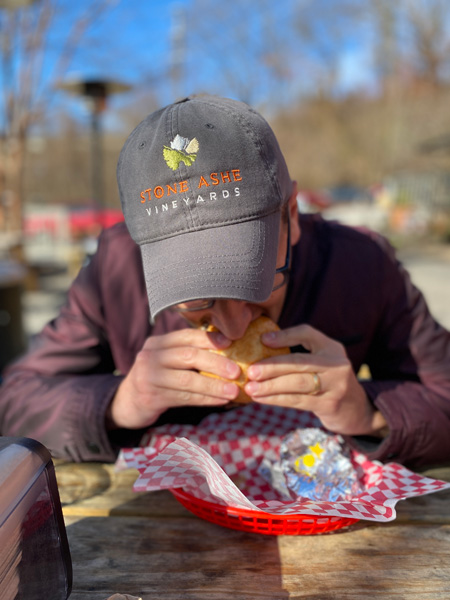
[288,181,301,245]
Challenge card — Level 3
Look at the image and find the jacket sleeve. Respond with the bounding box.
[357,240,450,468]
[0,233,138,462]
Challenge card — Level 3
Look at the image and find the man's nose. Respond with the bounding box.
[210,300,258,340]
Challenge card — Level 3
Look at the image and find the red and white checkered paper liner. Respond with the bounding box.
[117,404,450,523]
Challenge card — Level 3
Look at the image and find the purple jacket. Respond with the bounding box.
[1,216,450,467]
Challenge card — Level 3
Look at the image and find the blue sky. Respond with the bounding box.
[59,0,300,102]
[63,1,182,85]
[48,0,188,127]
[1,0,378,134]
[57,1,375,105]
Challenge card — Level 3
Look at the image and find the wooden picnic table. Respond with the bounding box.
[55,461,450,600]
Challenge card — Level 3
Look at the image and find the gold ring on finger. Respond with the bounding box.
[310,372,321,395]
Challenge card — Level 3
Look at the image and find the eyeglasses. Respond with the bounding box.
[172,218,291,313]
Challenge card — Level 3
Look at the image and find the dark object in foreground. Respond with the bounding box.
[0,437,72,600]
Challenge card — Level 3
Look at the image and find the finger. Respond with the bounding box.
[141,346,241,380]
[152,367,240,403]
[246,353,334,381]
[262,324,344,356]
[245,371,323,400]
[150,387,235,409]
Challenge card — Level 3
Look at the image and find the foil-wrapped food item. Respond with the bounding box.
[259,428,364,502]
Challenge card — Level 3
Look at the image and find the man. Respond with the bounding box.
[1,94,449,467]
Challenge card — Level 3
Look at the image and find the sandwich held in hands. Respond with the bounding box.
[201,316,290,404]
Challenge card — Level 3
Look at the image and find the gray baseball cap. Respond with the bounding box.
[117,94,293,318]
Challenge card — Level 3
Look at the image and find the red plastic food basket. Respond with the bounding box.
[171,488,358,535]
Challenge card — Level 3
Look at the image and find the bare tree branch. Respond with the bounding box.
[0,0,120,237]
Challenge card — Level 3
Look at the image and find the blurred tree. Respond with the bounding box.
[293,0,366,97]
[14,0,450,217]
[369,0,450,90]
[183,0,295,109]
[401,0,450,88]
[0,0,117,251]
[370,0,400,95]
[24,110,128,210]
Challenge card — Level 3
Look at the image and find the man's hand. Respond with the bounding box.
[244,324,388,437]
[107,328,240,430]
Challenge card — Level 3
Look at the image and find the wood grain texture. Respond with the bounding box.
[55,462,187,518]
[64,514,289,600]
[64,515,450,600]
[57,462,450,600]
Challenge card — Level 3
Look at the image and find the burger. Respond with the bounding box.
[201,316,290,404]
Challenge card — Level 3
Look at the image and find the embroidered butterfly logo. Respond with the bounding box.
[163,134,199,171]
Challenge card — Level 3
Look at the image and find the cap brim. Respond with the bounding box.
[141,211,281,318]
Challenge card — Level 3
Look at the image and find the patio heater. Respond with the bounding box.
[57,78,131,209]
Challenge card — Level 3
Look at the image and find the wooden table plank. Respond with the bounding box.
[64,514,290,600]
[395,488,450,524]
[64,514,450,600]
[278,524,450,599]
[55,462,188,518]
[57,461,450,599]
